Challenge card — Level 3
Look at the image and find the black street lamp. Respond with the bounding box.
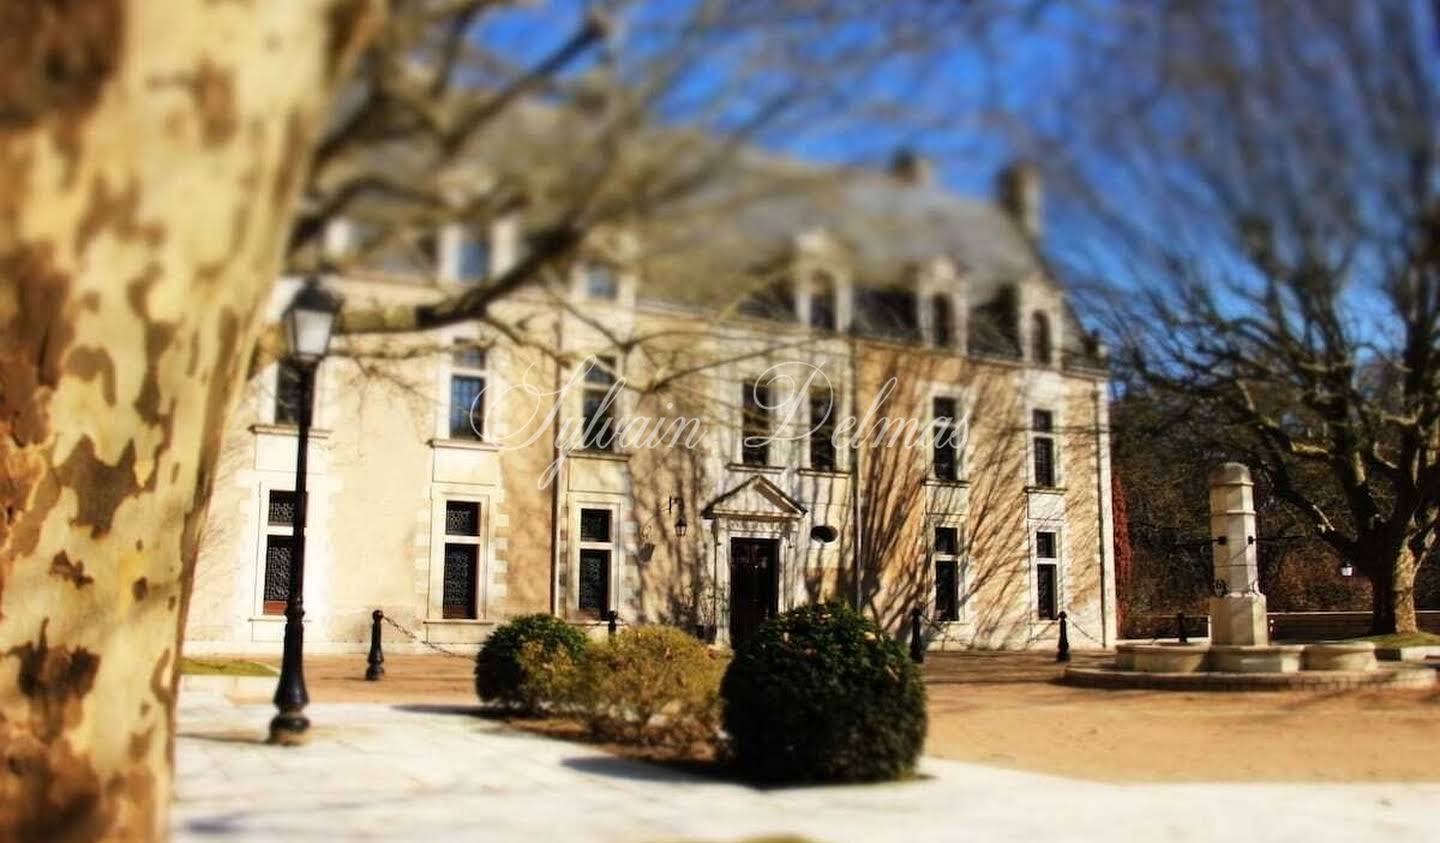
[269,277,343,746]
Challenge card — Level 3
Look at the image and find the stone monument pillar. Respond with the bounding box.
[1207,463,1268,646]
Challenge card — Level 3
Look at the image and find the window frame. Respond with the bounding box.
[274,358,306,426]
[931,393,964,482]
[457,225,491,284]
[255,485,305,617]
[808,272,838,331]
[1031,310,1054,366]
[932,523,965,622]
[447,341,489,441]
[807,387,839,471]
[441,500,483,620]
[741,378,773,467]
[930,294,954,349]
[427,492,490,622]
[583,262,622,301]
[1032,526,1062,622]
[573,503,619,618]
[580,355,621,452]
[1029,407,1060,488]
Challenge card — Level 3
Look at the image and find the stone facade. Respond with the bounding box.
[185,165,1117,654]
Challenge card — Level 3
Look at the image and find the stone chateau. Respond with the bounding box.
[185,153,1117,654]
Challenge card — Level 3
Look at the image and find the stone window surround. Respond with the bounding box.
[268,358,329,428]
[928,385,969,483]
[1025,403,1063,490]
[929,514,967,622]
[425,490,492,622]
[804,381,849,473]
[1029,521,1065,626]
[567,494,624,619]
[576,354,625,453]
[254,485,301,618]
[433,328,501,444]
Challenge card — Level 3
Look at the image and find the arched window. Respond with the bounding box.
[1031,311,1053,365]
[931,295,953,348]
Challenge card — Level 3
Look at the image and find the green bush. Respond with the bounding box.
[475,614,588,714]
[576,626,727,747]
[720,603,927,783]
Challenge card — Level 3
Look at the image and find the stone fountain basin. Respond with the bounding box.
[1113,641,1380,675]
[1302,641,1377,672]
[1116,643,1209,673]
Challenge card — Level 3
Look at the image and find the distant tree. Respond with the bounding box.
[1052,0,1440,633]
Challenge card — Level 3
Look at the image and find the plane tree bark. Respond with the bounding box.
[0,2,379,840]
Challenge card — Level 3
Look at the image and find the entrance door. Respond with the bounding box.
[730,538,779,648]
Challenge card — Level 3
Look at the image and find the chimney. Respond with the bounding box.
[889,147,934,186]
[996,161,1042,240]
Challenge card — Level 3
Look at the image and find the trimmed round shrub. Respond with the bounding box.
[475,614,588,714]
[577,626,727,747]
[720,603,926,783]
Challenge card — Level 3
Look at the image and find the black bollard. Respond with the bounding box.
[365,609,385,681]
[909,608,925,664]
[1056,611,1071,662]
[1177,611,1188,644]
[606,610,618,640]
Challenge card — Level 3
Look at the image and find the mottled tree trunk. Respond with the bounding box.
[0,2,377,841]
[1367,544,1420,636]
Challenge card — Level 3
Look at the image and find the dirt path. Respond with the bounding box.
[924,652,1440,783]
[237,650,1440,783]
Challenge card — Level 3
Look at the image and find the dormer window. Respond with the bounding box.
[1031,311,1053,365]
[458,228,490,283]
[584,263,620,300]
[931,295,953,348]
[809,272,837,331]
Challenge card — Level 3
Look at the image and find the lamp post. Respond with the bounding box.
[269,277,343,746]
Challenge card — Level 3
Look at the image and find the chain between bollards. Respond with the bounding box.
[365,609,385,681]
[1056,610,1071,662]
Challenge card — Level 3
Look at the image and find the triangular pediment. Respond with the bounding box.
[702,475,807,521]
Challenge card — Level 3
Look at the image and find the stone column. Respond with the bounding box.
[1207,463,1268,645]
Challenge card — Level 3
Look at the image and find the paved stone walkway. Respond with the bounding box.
[174,693,1439,842]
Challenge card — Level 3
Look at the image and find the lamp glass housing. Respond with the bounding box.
[283,278,343,363]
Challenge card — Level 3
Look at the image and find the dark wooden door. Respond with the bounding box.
[730,538,779,648]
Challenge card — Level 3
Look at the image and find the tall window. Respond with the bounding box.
[1031,409,1056,488]
[577,508,613,616]
[809,273,837,331]
[931,294,953,348]
[275,359,306,425]
[741,379,772,466]
[934,526,962,621]
[449,343,487,439]
[1031,311,1053,365]
[932,396,961,481]
[1035,529,1059,620]
[808,388,837,471]
[442,501,481,619]
[261,490,299,615]
[584,263,620,300]
[458,227,490,282]
[581,357,618,451]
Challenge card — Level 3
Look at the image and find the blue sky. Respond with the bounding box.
[472,0,1072,199]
